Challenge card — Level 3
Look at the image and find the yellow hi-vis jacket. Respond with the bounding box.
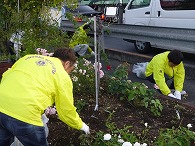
[69,23,92,53]
[0,55,83,129]
[145,51,185,95]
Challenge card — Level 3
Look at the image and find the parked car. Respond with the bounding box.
[124,0,195,54]
[61,4,105,22]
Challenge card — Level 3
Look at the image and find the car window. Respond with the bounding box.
[160,0,195,10]
[128,0,151,9]
[63,5,95,13]
[75,6,95,12]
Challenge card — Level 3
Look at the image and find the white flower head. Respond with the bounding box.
[118,139,124,143]
[134,142,141,146]
[79,69,82,73]
[122,142,132,146]
[144,123,148,127]
[187,123,192,129]
[103,133,111,141]
[141,143,147,146]
[83,70,86,75]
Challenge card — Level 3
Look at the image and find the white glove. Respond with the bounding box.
[91,51,95,56]
[80,122,90,134]
[174,90,181,100]
[168,93,177,99]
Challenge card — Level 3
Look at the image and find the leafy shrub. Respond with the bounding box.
[107,62,163,117]
[155,126,195,146]
[70,57,95,96]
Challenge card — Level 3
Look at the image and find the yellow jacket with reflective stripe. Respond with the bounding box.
[145,51,185,95]
[0,55,83,129]
[69,23,92,52]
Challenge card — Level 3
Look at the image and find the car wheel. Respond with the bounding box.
[134,41,151,54]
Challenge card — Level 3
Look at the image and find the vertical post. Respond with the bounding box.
[94,16,99,111]
[118,0,123,24]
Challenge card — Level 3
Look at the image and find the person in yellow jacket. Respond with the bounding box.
[0,48,90,146]
[145,49,185,100]
[69,22,95,56]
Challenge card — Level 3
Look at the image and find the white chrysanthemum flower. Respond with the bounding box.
[144,123,148,127]
[187,123,192,129]
[103,133,111,141]
[79,69,82,73]
[72,76,78,82]
[134,142,141,146]
[83,70,86,75]
[118,139,124,143]
[127,80,132,83]
[122,142,132,146]
[141,143,147,146]
[74,63,78,68]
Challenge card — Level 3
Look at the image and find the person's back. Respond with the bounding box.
[0,54,67,126]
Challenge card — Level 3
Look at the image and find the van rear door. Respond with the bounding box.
[124,0,153,26]
[151,0,195,29]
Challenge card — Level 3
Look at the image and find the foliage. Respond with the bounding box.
[0,0,72,59]
[107,62,163,117]
[79,124,138,146]
[70,57,96,96]
[155,126,195,146]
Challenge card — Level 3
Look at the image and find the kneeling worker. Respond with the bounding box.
[145,49,185,100]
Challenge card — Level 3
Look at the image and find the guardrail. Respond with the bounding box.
[60,20,195,54]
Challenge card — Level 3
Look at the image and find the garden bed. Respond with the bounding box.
[47,84,195,146]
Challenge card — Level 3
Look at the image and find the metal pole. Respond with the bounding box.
[118,0,123,24]
[94,16,99,111]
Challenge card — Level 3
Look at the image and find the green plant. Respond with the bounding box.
[108,63,163,116]
[155,126,195,146]
[0,1,75,60]
[75,99,87,113]
[70,57,96,96]
[79,124,138,146]
[150,99,163,117]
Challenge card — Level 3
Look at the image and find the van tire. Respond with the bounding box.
[134,41,151,54]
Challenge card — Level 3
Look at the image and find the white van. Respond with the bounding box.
[124,0,195,53]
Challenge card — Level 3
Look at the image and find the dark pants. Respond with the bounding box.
[0,112,48,146]
[146,74,174,90]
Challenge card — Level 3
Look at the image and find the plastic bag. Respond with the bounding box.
[132,62,149,79]
[10,114,49,146]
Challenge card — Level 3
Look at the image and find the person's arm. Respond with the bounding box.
[174,62,185,92]
[153,63,171,95]
[55,74,83,130]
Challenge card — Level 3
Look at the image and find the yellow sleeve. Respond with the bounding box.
[174,63,185,92]
[153,62,171,95]
[55,74,83,130]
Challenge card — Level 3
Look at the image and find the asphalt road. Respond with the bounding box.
[104,36,195,67]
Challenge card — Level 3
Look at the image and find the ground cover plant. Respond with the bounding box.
[47,57,195,146]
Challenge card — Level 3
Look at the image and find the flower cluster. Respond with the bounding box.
[45,106,56,115]
[103,133,147,146]
[93,62,104,78]
[36,48,54,56]
[70,58,97,95]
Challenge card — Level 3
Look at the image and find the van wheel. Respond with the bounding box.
[134,41,151,54]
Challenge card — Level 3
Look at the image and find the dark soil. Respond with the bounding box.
[47,90,195,146]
